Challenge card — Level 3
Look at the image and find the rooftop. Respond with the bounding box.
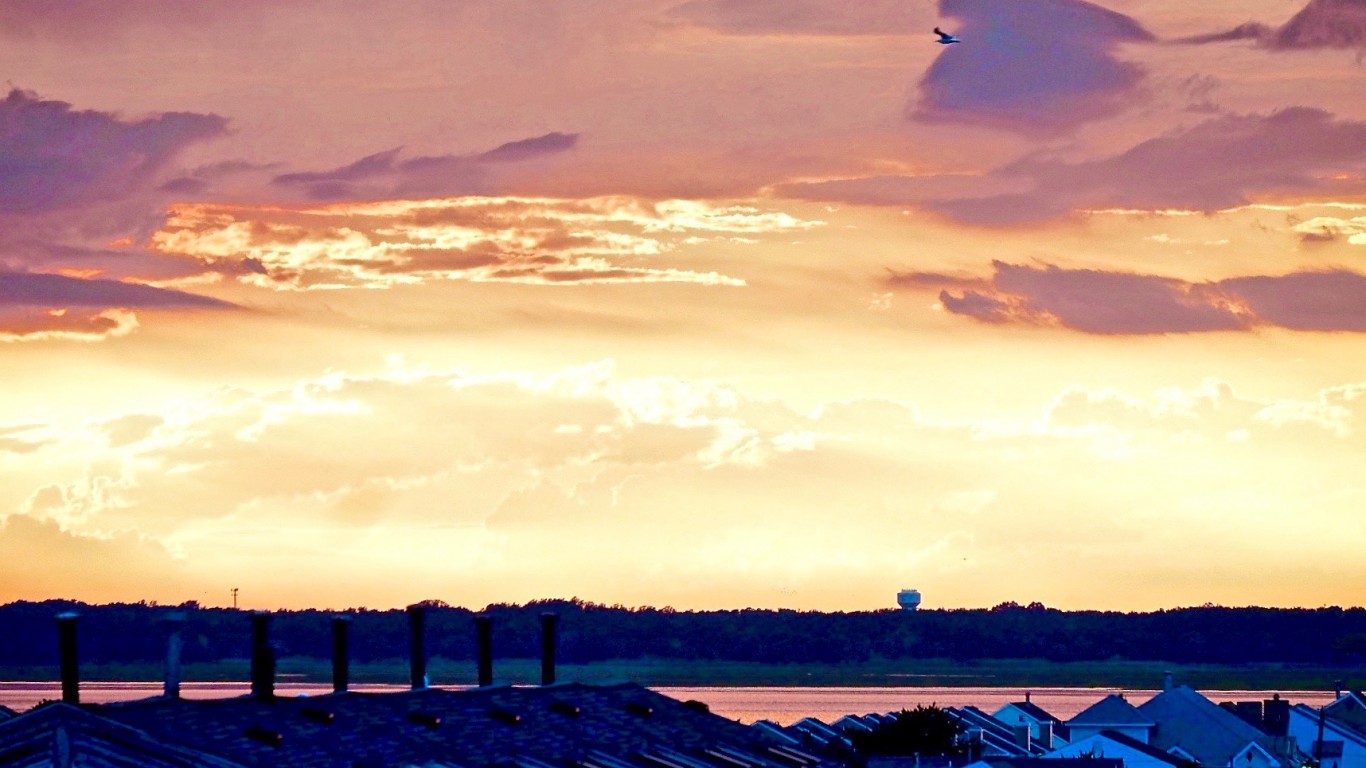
[1068,694,1155,728]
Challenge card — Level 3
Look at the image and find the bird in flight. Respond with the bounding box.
[934,27,960,44]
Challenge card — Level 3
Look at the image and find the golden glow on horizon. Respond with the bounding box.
[2,1,1366,611]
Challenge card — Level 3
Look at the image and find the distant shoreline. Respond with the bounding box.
[0,657,1356,690]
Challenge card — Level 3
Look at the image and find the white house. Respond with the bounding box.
[1324,691,1366,729]
[1047,730,1186,768]
[1288,704,1366,768]
[992,694,1068,749]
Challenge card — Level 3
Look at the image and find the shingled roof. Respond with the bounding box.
[1006,700,1059,725]
[84,683,813,768]
[1069,694,1155,728]
[1138,686,1278,768]
[0,702,246,768]
[1089,730,1186,767]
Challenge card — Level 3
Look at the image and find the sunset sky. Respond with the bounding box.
[3,0,1366,612]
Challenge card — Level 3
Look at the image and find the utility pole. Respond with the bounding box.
[231,587,239,609]
[1315,705,1325,767]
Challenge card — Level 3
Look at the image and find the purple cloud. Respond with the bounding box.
[272,147,404,189]
[0,241,208,283]
[783,108,1366,225]
[0,270,233,339]
[1268,0,1366,49]
[0,88,227,213]
[1222,271,1366,331]
[1176,0,1366,50]
[476,132,579,163]
[913,0,1154,134]
[944,108,1366,225]
[272,133,580,200]
[0,271,232,309]
[0,1,222,39]
[667,0,919,36]
[1173,22,1272,45]
[888,261,1366,334]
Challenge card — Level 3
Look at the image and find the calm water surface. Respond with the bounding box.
[0,682,1334,724]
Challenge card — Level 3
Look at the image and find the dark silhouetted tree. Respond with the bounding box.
[850,705,966,757]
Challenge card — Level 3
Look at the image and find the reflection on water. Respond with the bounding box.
[0,682,1335,724]
[0,682,409,711]
[657,686,1337,724]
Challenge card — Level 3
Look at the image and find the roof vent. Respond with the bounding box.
[475,614,494,687]
[625,702,654,718]
[244,726,283,747]
[407,711,442,729]
[301,707,335,724]
[550,701,581,717]
[540,612,558,686]
[249,612,275,700]
[682,700,710,714]
[490,708,522,725]
[406,604,428,691]
[55,613,80,705]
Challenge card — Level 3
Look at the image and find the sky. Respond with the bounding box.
[2,0,1366,613]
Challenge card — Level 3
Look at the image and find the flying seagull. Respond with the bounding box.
[934,27,960,44]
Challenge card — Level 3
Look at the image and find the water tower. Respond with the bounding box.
[897,589,922,611]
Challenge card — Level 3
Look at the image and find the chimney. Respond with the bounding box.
[1335,680,1345,699]
[407,604,427,690]
[55,612,79,705]
[331,615,351,693]
[1012,724,1031,751]
[540,612,558,686]
[1263,695,1290,737]
[249,612,275,699]
[1024,691,1032,704]
[1163,671,1174,691]
[163,611,186,699]
[475,614,493,686]
[1037,720,1054,750]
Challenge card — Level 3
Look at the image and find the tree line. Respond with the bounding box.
[1,598,1364,667]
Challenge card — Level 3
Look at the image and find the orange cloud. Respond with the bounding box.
[153,197,820,290]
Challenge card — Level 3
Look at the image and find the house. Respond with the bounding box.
[1046,730,1187,768]
[992,694,1068,749]
[945,706,1045,757]
[1324,691,1366,729]
[1287,703,1366,768]
[751,719,804,747]
[788,716,850,749]
[833,715,875,733]
[964,757,1120,768]
[0,683,829,768]
[1138,685,1284,768]
[1067,694,1156,744]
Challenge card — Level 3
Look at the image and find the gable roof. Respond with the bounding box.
[1137,686,1277,767]
[1069,695,1155,728]
[971,758,1121,768]
[0,702,246,768]
[1291,704,1366,747]
[1094,730,1188,766]
[89,683,796,768]
[946,706,1045,757]
[0,705,16,722]
[1008,700,1061,723]
[1325,690,1366,719]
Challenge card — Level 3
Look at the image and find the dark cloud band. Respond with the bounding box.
[889,261,1366,334]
